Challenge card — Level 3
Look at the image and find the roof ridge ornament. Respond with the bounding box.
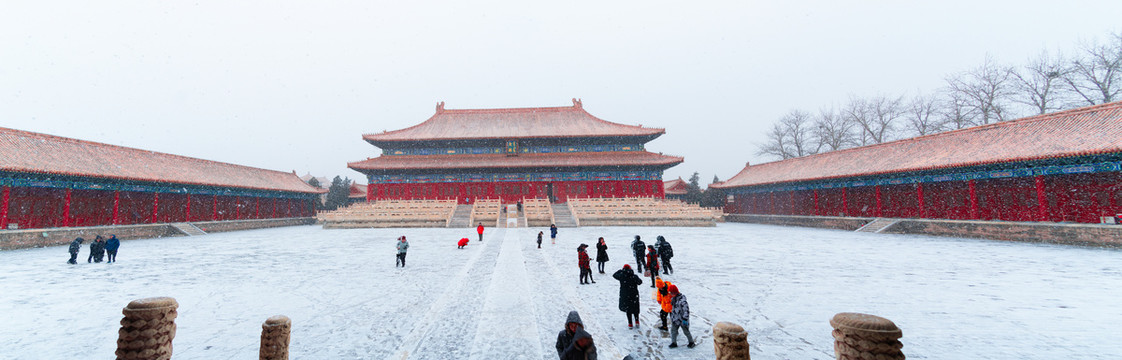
[572,98,582,108]
[436,101,445,113]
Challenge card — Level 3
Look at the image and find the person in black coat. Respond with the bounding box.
[655,235,673,274]
[67,237,83,264]
[612,264,644,328]
[559,328,597,360]
[555,310,585,357]
[595,237,609,274]
[88,236,105,263]
[630,236,646,274]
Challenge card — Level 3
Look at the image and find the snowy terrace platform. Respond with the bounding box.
[1,223,1120,359]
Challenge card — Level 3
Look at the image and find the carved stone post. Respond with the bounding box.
[712,321,751,359]
[116,297,178,360]
[830,312,904,360]
[260,315,292,360]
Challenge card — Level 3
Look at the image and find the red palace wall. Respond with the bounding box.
[366,180,665,204]
[725,171,1122,224]
[0,185,315,231]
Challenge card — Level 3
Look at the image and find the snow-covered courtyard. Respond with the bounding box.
[1,223,1120,359]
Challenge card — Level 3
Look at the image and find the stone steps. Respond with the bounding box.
[171,223,207,236]
[855,218,900,233]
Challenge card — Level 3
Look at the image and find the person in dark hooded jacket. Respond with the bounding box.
[88,236,105,263]
[613,264,643,328]
[559,328,597,360]
[655,235,673,274]
[630,236,646,274]
[645,245,659,287]
[67,237,83,264]
[555,310,585,357]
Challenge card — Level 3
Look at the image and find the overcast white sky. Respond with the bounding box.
[3,1,1120,186]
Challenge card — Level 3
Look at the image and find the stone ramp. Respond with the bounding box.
[855,218,900,233]
[447,204,473,228]
[467,230,540,358]
[550,204,578,227]
[171,223,207,236]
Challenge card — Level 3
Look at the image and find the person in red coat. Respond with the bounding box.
[458,237,470,249]
[646,245,660,288]
[477,222,485,242]
[578,244,595,284]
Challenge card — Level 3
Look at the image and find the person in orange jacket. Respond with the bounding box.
[477,222,485,242]
[655,277,673,331]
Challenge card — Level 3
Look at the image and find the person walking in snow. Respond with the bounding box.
[550,224,558,244]
[559,328,597,360]
[67,237,83,264]
[555,310,585,357]
[396,236,409,267]
[667,284,696,348]
[105,234,120,263]
[630,236,646,274]
[613,264,643,328]
[645,245,660,287]
[655,235,673,274]
[537,231,543,249]
[655,277,673,331]
[578,244,595,284]
[595,237,609,274]
[477,222,485,242]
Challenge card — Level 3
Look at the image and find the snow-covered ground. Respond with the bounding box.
[1,223,1120,359]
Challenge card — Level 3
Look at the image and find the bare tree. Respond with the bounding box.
[812,106,856,152]
[756,109,817,159]
[939,89,977,130]
[1063,32,1122,106]
[904,93,944,136]
[945,56,1016,124]
[847,95,904,144]
[841,97,873,146]
[1011,50,1070,114]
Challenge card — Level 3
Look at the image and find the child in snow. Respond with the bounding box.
[655,277,673,331]
[612,264,643,328]
[550,224,558,244]
[537,231,543,249]
[578,244,594,284]
[396,236,409,267]
[668,284,696,348]
[458,237,469,249]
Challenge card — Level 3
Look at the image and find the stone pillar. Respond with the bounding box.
[116,297,178,360]
[260,315,292,360]
[830,312,903,360]
[712,322,751,360]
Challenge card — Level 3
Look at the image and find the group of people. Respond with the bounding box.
[569,234,694,352]
[66,235,120,264]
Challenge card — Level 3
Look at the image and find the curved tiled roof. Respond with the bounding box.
[664,178,688,195]
[348,151,683,172]
[0,127,323,194]
[363,100,664,143]
[714,101,1122,189]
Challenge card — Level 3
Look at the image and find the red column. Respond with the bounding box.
[917,183,925,218]
[235,196,241,220]
[0,185,10,229]
[212,195,218,221]
[62,188,72,227]
[255,197,260,219]
[272,198,277,218]
[874,185,883,217]
[968,179,979,219]
[112,190,120,225]
[789,191,795,215]
[1035,175,1048,221]
[813,189,820,216]
[185,193,192,222]
[841,188,849,216]
[151,192,160,224]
